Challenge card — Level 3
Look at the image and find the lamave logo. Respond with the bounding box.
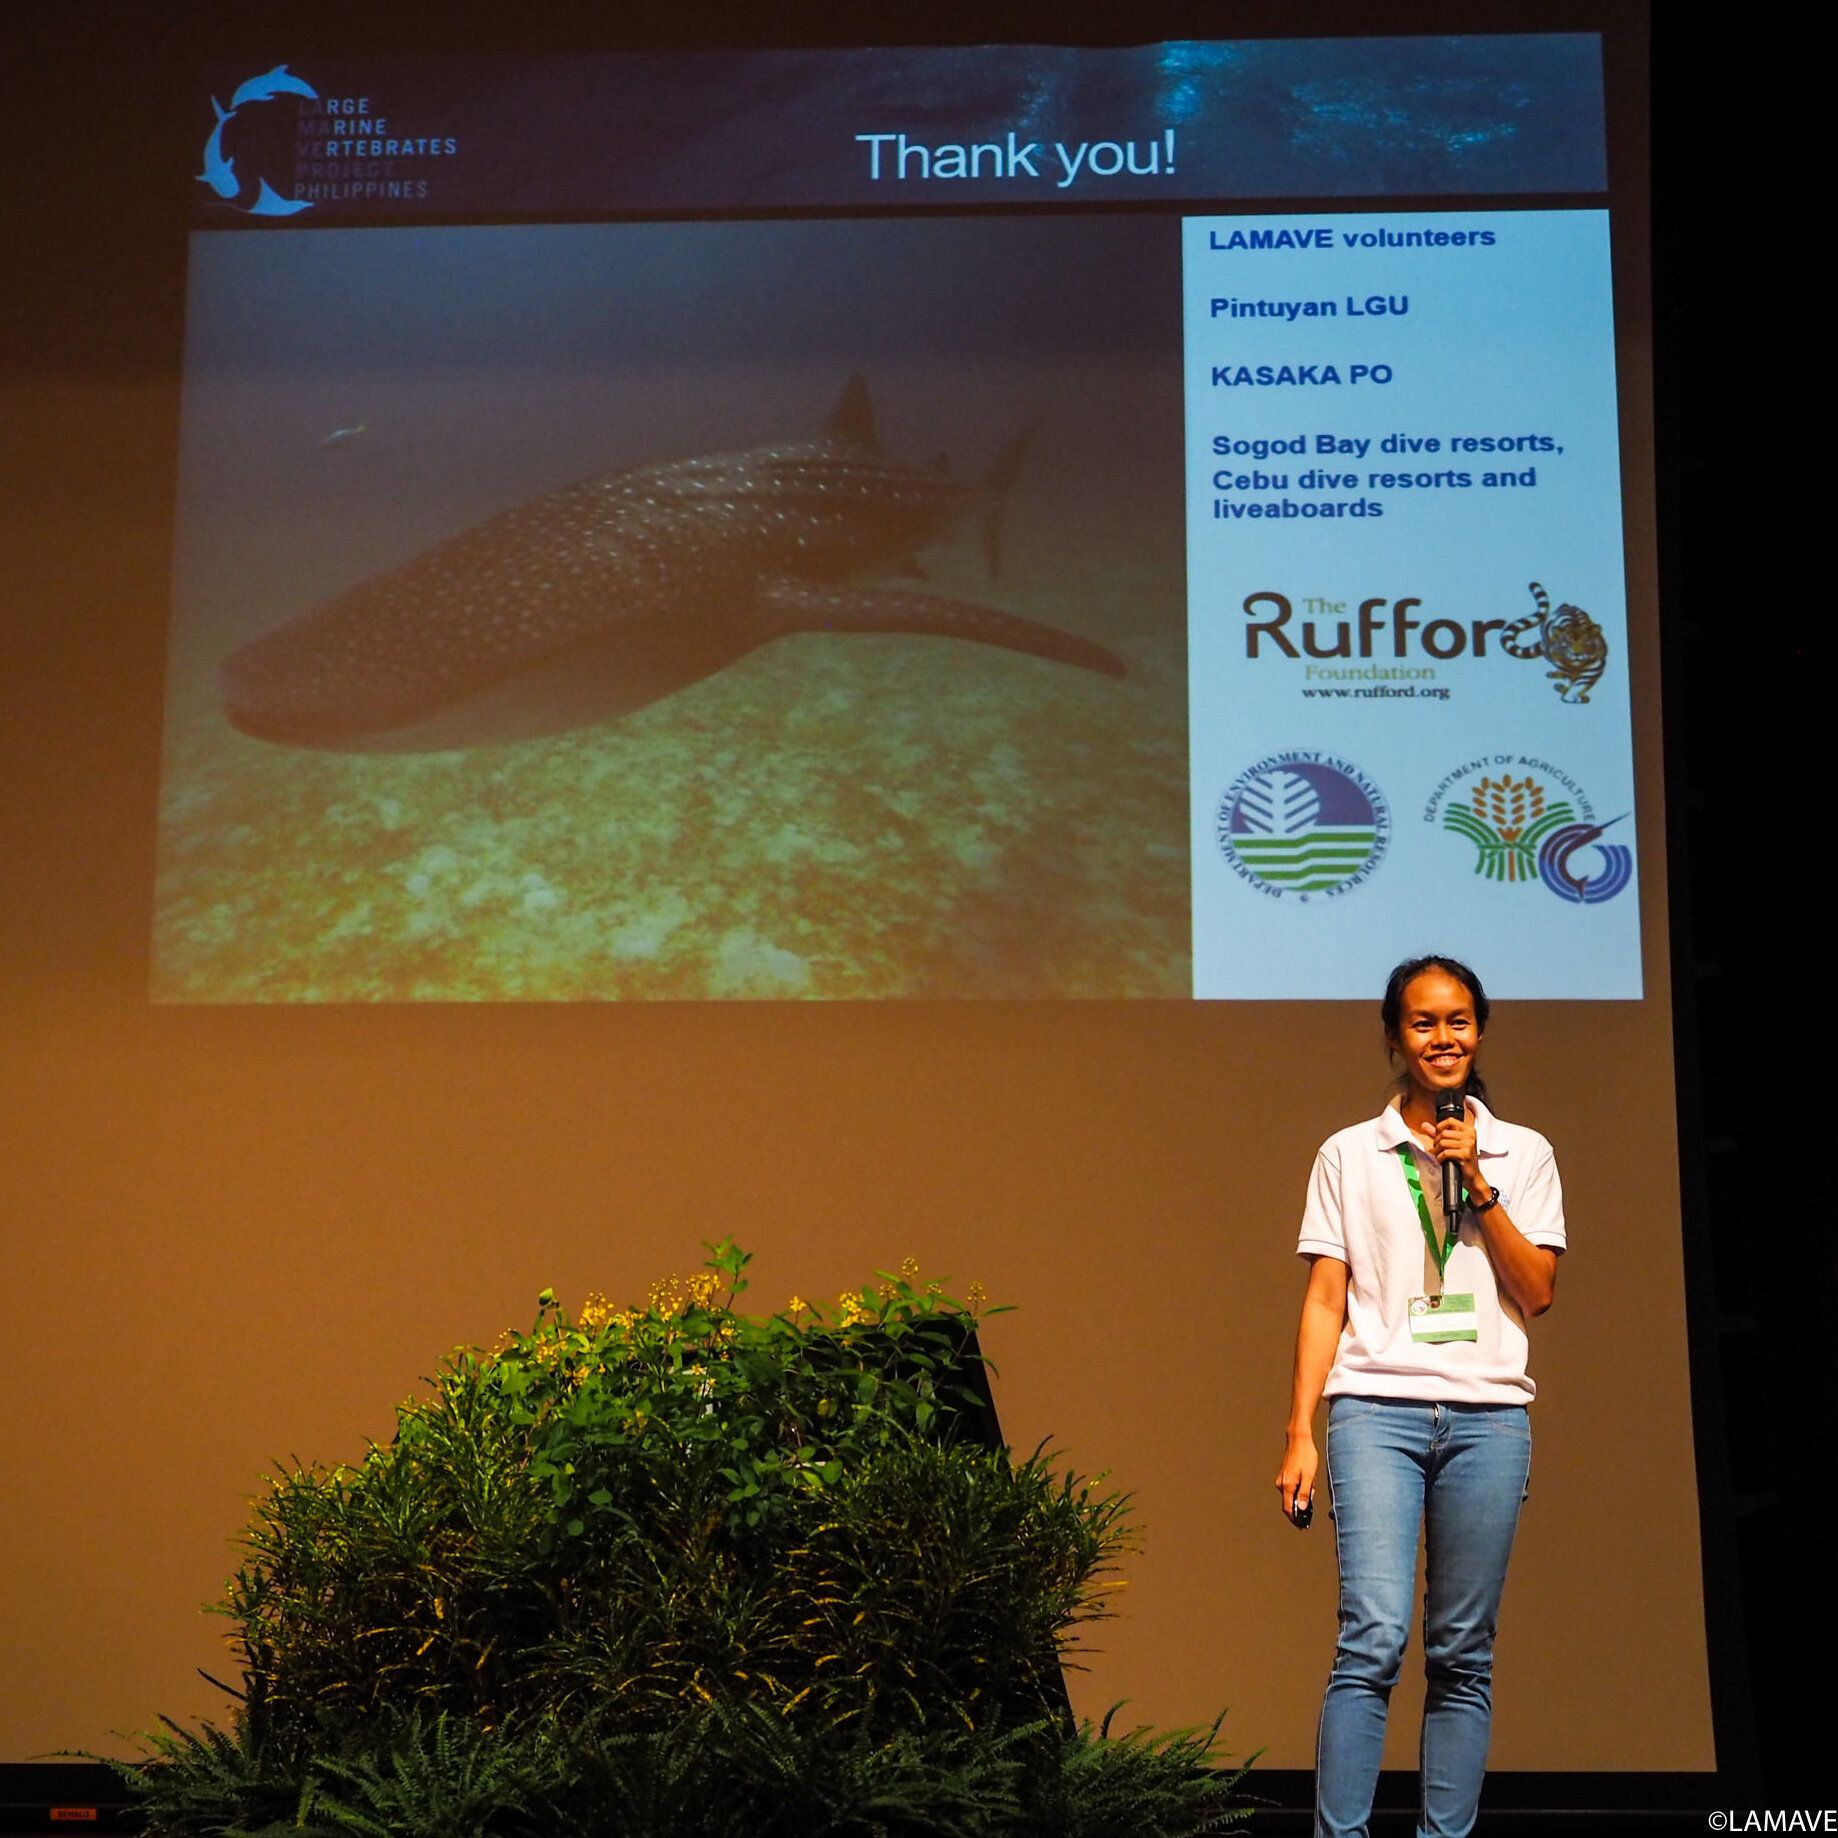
[199,65,460,213]
[197,64,317,216]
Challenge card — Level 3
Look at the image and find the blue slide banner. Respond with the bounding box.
[191,37,1605,224]
[1183,209,1638,1000]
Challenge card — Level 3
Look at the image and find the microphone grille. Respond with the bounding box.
[1435,1087,1466,1121]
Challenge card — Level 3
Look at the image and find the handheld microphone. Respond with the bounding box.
[1435,1087,1466,1229]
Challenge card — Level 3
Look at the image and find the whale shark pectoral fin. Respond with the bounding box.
[821,374,881,454]
[757,580,1124,680]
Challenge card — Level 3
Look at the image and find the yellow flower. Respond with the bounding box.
[966,1280,987,1313]
[838,1292,873,1327]
[580,1291,614,1329]
[786,1295,810,1319]
[899,1256,921,1284]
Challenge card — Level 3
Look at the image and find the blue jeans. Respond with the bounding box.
[1316,1396,1531,1838]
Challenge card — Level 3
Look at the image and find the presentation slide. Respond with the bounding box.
[151,37,1628,1005]
[1184,210,1637,997]
[157,217,1185,1002]
[5,17,1720,1781]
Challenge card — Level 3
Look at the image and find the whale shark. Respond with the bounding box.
[220,377,1125,750]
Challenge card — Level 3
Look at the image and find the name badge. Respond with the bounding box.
[1410,1293,1477,1343]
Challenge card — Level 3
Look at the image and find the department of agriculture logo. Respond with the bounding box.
[1535,816,1632,904]
[1216,752,1389,900]
[1431,760,1631,905]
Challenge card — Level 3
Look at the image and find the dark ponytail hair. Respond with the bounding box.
[1381,954,1492,1104]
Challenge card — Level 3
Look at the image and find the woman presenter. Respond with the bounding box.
[1276,956,1566,1838]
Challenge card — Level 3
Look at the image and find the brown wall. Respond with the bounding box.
[0,0,1708,1775]
[0,949,1714,1770]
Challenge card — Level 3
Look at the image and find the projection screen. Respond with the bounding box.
[0,6,1716,1779]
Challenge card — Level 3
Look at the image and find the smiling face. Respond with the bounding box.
[1387,968,1484,1101]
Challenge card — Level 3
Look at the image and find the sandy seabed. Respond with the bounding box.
[153,577,1190,1003]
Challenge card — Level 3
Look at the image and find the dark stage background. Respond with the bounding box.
[0,0,1817,1813]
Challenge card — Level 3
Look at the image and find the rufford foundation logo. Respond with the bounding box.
[1216,752,1389,900]
[1426,757,1632,905]
[198,65,318,216]
[1237,580,1611,704]
[1500,582,1609,704]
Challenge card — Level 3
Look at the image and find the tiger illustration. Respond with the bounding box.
[1501,583,1609,704]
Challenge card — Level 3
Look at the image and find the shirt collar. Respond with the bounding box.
[1375,1093,1505,1156]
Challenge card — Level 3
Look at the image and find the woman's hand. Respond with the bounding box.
[1276,1429,1318,1524]
[1424,1114,1559,1316]
[1431,1104,1483,1192]
[1280,1255,1347,1526]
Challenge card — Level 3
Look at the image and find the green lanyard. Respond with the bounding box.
[1395,1144,1460,1279]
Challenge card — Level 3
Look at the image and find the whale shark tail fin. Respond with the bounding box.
[822,374,881,453]
[978,420,1038,581]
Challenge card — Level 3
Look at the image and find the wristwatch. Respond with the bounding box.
[1469,1187,1501,1214]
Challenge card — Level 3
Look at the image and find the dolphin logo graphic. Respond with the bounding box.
[197,99,238,199]
[221,377,1125,749]
[199,67,319,213]
[230,64,318,109]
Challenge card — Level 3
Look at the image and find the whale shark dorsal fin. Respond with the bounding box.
[822,374,880,453]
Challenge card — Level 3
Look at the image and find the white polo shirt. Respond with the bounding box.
[1296,1096,1566,1406]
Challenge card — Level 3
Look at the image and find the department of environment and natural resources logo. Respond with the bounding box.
[1216,752,1390,900]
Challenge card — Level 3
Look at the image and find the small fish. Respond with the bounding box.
[222,376,1124,749]
[320,424,367,450]
[230,64,319,109]
[197,99,238,200]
